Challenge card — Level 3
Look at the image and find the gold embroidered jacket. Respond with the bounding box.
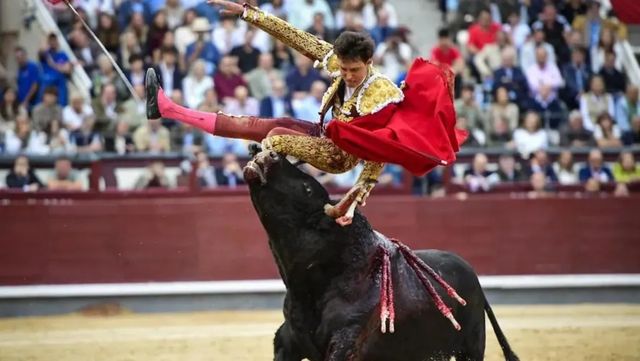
[242,5,404,186]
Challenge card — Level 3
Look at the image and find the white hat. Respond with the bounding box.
[191,17,212,33]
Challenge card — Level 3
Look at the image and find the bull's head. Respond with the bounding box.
[244,149,332,231]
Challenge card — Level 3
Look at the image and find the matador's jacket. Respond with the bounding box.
[242,4,466,189]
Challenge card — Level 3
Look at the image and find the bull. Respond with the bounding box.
[243,149,519,361]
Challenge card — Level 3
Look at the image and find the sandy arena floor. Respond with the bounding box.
[0,305,639,361]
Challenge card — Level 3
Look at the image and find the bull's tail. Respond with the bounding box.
[484,294,519,361]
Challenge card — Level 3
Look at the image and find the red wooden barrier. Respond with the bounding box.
[0,194,638,285]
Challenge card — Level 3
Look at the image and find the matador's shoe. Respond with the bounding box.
[145,68,161,119]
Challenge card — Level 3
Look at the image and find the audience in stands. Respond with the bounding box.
[579,148,614,183]
[215,153,245,187]
[613,151,640,184]
[463,153,493,193]
[0,0,637,196]
[134,161,170,189]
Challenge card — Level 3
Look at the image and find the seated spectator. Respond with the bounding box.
[32,87,63,132]
[430,28,464,75]
[561,46,591,110]
[174,9,198,56]
[528,85,566,130]
[579,148,614,183]
[492,47,529,107]
[466,9,501,59]
[513,111,549,159]
[533,3,571,65]
[215,153,245,187]
[133,117,171,153]
[363,0,397,30]
[524,149,558,183]
[134,161,170,189]
[292,80,327,123]
[260,79,293,118]
[185,18,220,75]
[195,150,218,188]
[214,55,247,103]
[92,83,122,134]
[70,117,103,154]
[594,112,622,148]
[4,115,48,155]
[580,75,614,131]
[164,0,184,29]
[473,31,514,80]
[146,10,169,60]
[502,11,530,50]
[286,0,332,29]
[332,0,359,31]
[373,30,412,83]
[455,116,482,147]
[525,46,564,97]
[38,33,71,105]
[14,46,41,110]
[464,153,493,193]
[96,13,120,57]
[260,0,288,19]
[117,0,152,30]
[492,154,523,183]
[572,0,628,49]
[553,150,579,185]
[488,86,519,131]
[62,92,94,131]
[454,84,486,133]
[590,28,625,73]
[285,54,324,100]
[246,53,284,102]
[598,50,626,95]
[47,156,83,191]
[126,53,146,88]
[520,27,556,73]
[560,110,595,147]
[92,54,129,101]
[212,15,244,55]
[527,172,553,199]
[183,60,215,109]
[5,155,43,192]
[0,87,27,131]
[616,85,639,133]
[69,29,100,75]
[561,0,588,25]
[622,115,640,145]
[272,40,295,74]
[154,46,184,96]
[223,86,259,117]
[104,120,134,155]
[486,115,514,148]
[120,84,147,131]
[369,7,395,45]
[198,89,221,114]
[45,118,72,155]
[120,31,143,71]
[612,151,640,184]
[230,29,261,74]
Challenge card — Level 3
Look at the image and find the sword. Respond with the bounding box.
[51,0,141,102]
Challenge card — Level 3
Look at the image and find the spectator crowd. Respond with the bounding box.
[0,0,638,194]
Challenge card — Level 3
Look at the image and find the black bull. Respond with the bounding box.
[243,150,519,361]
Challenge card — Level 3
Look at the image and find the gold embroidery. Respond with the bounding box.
[267,134,359,174]
[243,6,332,62]
[357,75,404,115]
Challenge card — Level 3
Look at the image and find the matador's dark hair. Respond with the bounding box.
[334,31,375,62]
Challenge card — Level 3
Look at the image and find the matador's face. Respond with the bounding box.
[338,57,372,88]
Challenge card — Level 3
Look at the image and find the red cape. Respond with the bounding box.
[325,59,467,176]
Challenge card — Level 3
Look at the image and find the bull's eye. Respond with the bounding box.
[303,182,313,197]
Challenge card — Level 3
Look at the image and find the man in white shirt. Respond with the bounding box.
[223,85,259,116]
[63,92,95,131]
[525,46,564,97]
[519,26,556,72]
[288,0,334,30]
[292,80,329,123]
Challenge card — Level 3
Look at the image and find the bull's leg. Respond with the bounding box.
[324,327,361,361]
[274,322,303,361]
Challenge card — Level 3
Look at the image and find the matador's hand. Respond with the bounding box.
[207,0,244,16]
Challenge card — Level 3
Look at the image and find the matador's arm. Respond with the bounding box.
[241,4,333,63]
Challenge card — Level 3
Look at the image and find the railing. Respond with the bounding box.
[30,0,92,100]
